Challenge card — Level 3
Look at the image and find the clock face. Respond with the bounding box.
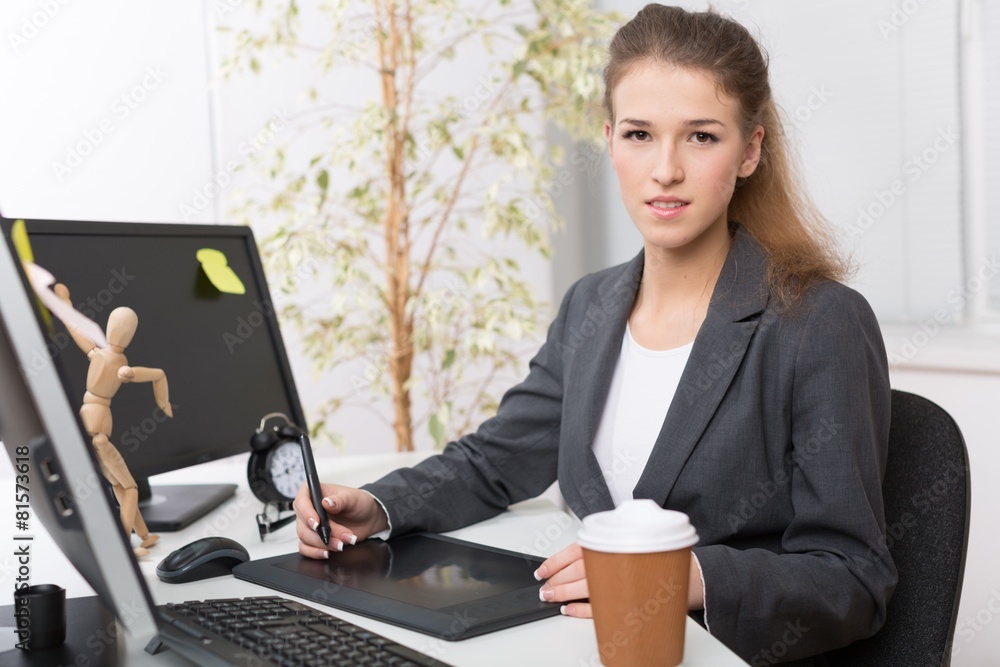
[268,440,306,500]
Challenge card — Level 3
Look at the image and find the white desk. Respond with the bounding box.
[1,453,746,666]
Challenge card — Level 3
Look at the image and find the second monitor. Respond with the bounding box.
[6,217,306,531]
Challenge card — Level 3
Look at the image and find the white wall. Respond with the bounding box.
[0,1,215,222]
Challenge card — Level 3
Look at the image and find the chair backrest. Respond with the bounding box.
[824,390,971,666]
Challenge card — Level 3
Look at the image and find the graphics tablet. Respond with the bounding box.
[233,532,560,640]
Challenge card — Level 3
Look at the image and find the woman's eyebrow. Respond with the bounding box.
[684,118,726,128]
[617,118,651,129]
[617,118,727,129]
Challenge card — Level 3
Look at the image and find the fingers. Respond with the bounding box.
[535,542,590,608]
[293,483,366,559]
[321,487,389,537]
[542,558,586,588]
[539,576,588,604]
[560,602,593,618]
[534,542,584,581]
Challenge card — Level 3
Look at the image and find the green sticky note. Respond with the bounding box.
[11,219,33,263]
[197,248,246,295]
[12,219,54,331]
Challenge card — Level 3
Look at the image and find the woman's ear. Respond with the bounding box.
[738,125,765,178]
[605,121,614,159]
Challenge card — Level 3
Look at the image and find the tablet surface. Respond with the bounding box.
[233,532,561,640]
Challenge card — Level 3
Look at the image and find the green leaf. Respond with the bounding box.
[429,412,446,447]
[316,169,329,209]
[442,348,456,370]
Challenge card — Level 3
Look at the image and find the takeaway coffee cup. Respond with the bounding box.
[577,500,698,667]
[13,583,66,650]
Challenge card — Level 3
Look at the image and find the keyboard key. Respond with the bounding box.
[157,596,451,666]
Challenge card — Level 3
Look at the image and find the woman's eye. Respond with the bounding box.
[624,130,649,141]
[692,132,717,144]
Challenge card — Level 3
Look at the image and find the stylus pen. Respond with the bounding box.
[298,433,331,546]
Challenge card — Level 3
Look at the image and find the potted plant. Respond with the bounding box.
[220,0,620,451]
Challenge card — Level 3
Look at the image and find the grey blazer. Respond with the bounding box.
[362,226,896,664]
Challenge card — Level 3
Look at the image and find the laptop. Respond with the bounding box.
[0,220,455,666]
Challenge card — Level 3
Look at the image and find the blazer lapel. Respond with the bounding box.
[560,252,642,516]
[633,226,770,506]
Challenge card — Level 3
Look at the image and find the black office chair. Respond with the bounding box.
[824,390,971,667]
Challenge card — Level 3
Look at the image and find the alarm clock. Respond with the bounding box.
[248,412,307,505]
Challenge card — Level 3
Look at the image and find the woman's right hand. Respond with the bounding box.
[293,483,390,559]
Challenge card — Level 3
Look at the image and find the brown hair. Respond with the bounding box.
[604,4,848,307]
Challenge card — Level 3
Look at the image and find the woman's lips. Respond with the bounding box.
[646,200,690,219]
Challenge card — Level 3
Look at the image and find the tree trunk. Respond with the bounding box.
[378,0,414,451]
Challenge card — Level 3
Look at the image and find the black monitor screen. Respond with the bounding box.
[7,219,305,527]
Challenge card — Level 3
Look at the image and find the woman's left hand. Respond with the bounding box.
[534,542,706,618]
[534,542,592,618]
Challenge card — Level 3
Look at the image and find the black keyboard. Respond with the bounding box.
[156,596,452,666]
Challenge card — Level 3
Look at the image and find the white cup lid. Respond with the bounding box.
[577,499,699,553]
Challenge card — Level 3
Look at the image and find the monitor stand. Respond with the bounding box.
[131,479,237,532]
[0,595,118,666]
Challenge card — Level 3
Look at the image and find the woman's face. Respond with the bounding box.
[605,61,763,254]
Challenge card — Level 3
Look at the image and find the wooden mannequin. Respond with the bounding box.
[54,284,172,558]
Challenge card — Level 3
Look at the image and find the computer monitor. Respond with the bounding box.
[0,227,161,650]
[0,223,263,664]
[0,217,306,531]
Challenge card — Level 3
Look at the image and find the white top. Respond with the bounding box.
[591,325,693,506]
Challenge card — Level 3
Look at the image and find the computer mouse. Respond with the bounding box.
[155,536,250,584]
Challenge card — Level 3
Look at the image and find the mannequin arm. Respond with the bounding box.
[53,283,99,355]
[117,366,173,417]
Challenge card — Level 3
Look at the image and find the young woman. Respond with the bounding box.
[294,5,895,663]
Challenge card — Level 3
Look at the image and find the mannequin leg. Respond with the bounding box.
[131,505,159,548]
[92,434,157,555]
